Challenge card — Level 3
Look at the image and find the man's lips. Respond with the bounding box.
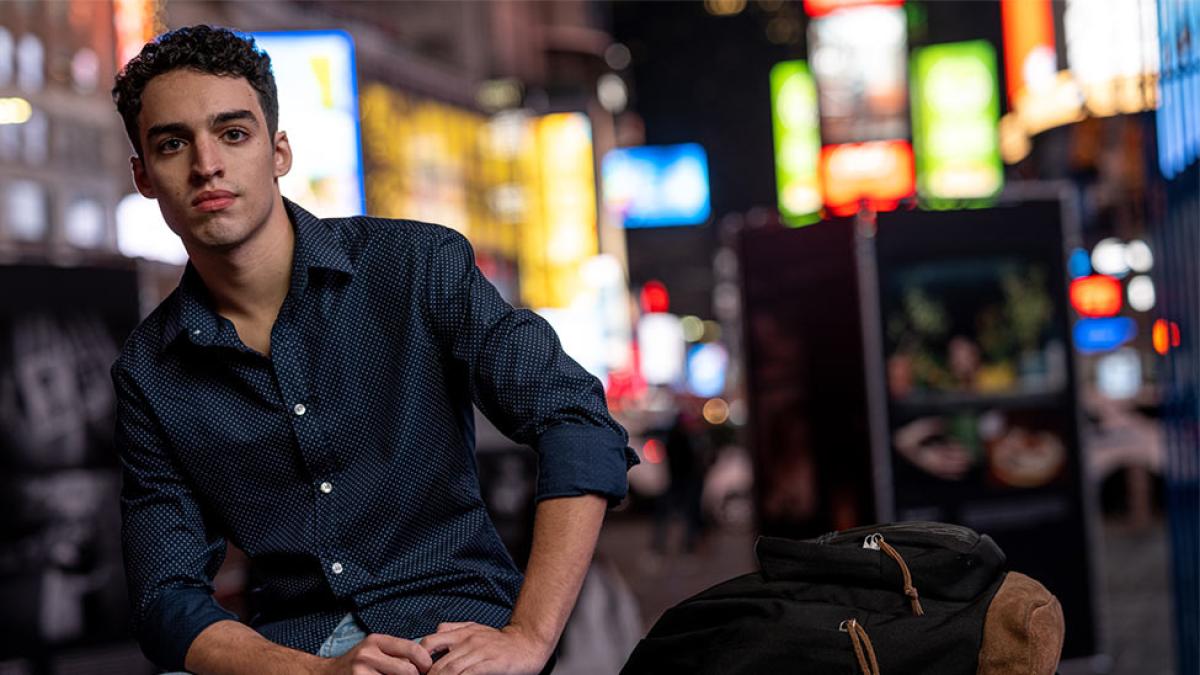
[192,190,236,212]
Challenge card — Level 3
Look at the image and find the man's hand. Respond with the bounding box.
[319,633,434,675]
[419,621,552,675]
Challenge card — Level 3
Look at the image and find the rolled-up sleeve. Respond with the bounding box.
[425,229,639,504]
[112,363,236,671]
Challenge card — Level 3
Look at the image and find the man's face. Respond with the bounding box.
[131,69,291,252]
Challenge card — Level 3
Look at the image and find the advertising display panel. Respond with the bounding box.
[602,143,711,228]
[875,202,1099,661]
[910,41,1003,207]
[769,61,822,226]
[252,31,365,218]
[808,5,909,145]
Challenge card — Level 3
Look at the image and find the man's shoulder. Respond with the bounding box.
[322,213,463,255]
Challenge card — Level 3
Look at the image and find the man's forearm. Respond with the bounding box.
[506,493,608,648]
[185,619,327,675]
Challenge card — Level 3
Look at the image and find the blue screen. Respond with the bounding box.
[602,143,711,228]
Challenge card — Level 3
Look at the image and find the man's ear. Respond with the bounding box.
[273,130,292,179]
[131,155,156,199]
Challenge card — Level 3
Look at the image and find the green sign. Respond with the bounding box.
[911,41,1003,209]
[770,61,822,227]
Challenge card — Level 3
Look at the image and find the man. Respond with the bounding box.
[110,25,636,675]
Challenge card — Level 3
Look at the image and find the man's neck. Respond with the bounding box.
[188,195,295,326]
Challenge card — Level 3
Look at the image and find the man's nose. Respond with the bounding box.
[190,136,224,182]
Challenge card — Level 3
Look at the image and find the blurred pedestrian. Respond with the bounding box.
[652,408,707,556]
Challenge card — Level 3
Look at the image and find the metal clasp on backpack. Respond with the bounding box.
[862,533,882,550]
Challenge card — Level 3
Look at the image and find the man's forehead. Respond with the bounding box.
[139,70,263,125]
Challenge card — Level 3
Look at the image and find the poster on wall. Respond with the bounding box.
[874,201,1099,661]
[0,266,141,663]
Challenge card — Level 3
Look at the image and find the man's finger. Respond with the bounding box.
[419,627,475,656]
[427,644,488,675]
[436,621,477,633]
[371,635,434,672]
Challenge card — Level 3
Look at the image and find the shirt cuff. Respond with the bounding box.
[534,424,640,506]
[138,587,238,671]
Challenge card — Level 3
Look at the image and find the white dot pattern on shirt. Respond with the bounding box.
[112,199,637,663]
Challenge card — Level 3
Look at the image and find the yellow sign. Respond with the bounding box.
[520,113,599,309]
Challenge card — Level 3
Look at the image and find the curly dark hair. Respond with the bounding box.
[112,25,278,157]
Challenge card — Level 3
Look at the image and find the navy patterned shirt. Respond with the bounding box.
[112,199,637,671]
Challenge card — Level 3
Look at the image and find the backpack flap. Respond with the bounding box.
[757,521,1007,602]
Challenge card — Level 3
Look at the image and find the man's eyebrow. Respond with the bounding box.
[145,121,189,140]
[211,109,259,127]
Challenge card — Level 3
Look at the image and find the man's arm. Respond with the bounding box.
[420,494,607,675]
[185,621,432,675]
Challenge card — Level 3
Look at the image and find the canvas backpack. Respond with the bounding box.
[620,521,1064,674]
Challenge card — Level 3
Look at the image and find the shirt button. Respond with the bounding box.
[331,562,344,575]
[293,403,307,416]
[319,481,333,494]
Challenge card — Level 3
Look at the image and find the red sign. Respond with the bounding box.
[1153,319,1181,355]
[1069,275,1122,317]
[818,141,915,217]
[803,0,904,18]
[640,280,670,314]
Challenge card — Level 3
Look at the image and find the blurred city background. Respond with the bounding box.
[0,0,1196,673]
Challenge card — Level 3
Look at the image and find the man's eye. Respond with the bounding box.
[158,138,184,153]
[224,129,247,142]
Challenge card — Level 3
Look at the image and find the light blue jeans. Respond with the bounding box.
[162,613,368,674]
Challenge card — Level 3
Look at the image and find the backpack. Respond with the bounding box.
[620,521,1064,674]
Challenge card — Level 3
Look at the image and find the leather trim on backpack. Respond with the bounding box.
[976,571,1065,675]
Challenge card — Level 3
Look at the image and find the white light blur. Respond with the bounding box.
[597,73,628,114]
[1127,275,1156,312]
[1125,239,1154,272]
[1096,348,1141,400]
[64,198,106,248]
[638,313,685,386]
[116,192,188,265]
[604,43,632,71]
[1091,238,1129,277]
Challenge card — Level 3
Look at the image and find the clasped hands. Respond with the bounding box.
[319,622,552,675]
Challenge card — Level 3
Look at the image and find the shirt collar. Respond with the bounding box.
[159,197,354,352]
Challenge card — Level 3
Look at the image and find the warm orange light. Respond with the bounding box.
[1153,319,1182,355]
[819,141,915,217]
[1001,0,1057,108]
[1069,275,1122,317]
[643,438,664,464]
[803,0,904,18]
[640,280,670,314]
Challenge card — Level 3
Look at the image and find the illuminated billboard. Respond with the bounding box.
[1064,0,1160,117]
[521,113,599,309]
[769,60,822,226]
[601,143,711,228]
[818,140,915,216]
[1156,0,1200,179]
[808,5,909,144]
[252,31,364,217]
[910,41,1002,207]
